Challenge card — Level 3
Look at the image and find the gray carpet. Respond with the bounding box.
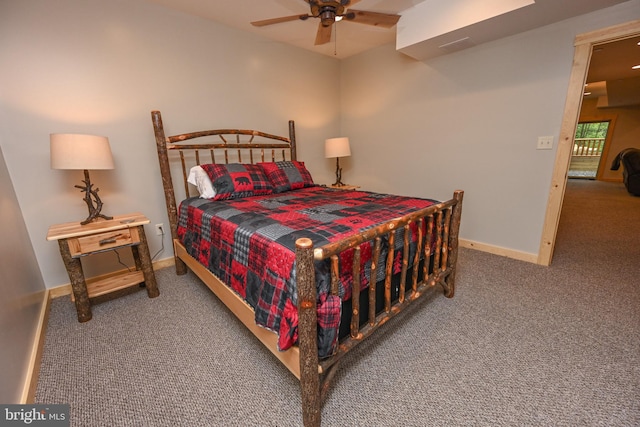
[36,180,640,426]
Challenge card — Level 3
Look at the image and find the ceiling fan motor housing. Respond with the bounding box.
[310,0,347,26]
[320,8,336,26]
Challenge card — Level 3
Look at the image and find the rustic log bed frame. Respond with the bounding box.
[151,110,464,427]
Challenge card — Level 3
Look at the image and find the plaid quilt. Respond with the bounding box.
[177,186,437,357]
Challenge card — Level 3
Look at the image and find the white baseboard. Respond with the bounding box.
[459,238,539,264]
[20,289,50,404]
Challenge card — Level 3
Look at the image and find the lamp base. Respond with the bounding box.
[76,170,112,225]
[333,157,345,187]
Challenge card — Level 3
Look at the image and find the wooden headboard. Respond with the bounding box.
[151,110,297,262]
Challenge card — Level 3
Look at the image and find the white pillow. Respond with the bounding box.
[187,166,216,199]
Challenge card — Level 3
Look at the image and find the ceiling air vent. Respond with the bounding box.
[438,37,475,52]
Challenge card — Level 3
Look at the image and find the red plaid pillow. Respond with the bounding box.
[259,161,315,193]
[201,163,273,200]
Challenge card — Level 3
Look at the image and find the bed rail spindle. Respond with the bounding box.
[369,237,381,326]
[329,255,340,296]
[384,232,395,313]
[271,149,275,162]
[249,150,254,164]
[412,218,424,295]
[210,149,215,164]
[423,216,434,283]
[441,209,452,271]
[261,149,265,163]
[289,120,297,161]
[218,135,228,164]
[399,224,411,304]
[432,212,443,282]
[236,135,242,163]
[179,151,189,198]
[195,150,200,165]
[350,247,362,339]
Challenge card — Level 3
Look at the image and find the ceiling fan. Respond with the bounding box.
[250,0,401,46]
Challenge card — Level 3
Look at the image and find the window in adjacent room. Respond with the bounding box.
[568,121,610,179]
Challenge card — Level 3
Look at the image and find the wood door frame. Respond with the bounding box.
[537,19,640,266]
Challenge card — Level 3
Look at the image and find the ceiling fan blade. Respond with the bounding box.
[314,22,333,45]
[251,14,309,27]
[346,9,400,28]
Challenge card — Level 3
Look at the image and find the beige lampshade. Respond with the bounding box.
[50,133,114,170]
[325,137,351,158]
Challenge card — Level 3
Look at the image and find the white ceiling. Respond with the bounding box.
[143,0,639,105]
[584,34,640,106]
[143,0,632,60]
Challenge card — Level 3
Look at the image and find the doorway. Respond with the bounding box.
[537,20,640,266]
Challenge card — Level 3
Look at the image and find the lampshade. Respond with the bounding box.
[325,137,351,159]
[50,133,114,170]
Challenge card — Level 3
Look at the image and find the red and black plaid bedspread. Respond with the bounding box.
[177,186,437,357]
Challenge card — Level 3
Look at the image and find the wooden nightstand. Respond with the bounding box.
[330,184,360,191]
[47,212,159,322]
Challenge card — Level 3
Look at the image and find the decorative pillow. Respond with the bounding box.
[259,161,315,193]
[187,166,216,199]
[200,163,273,200]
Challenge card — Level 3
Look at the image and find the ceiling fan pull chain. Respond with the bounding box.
[334,22,337,56]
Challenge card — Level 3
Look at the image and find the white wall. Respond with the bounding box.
[2,1,639,290]
[0,146,46,403]
[0,0,341,288]
[340,1,640,256]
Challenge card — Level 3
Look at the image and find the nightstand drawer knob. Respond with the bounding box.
[99,236,118,245]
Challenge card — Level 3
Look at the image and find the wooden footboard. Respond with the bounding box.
[295,190,463,426]
[151,110,463,427]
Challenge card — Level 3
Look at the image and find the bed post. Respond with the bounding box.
[151,110,187,275]
[295,238,321,427]
[445,190,464,297]
[289,120,297,161]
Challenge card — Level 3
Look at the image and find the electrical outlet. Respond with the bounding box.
[155,223,164,236]
[537,136,554,150]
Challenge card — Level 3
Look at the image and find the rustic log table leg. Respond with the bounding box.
[57,239,92,322]
[133,225,159,298]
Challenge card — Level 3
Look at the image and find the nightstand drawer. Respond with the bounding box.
[68,228,140,257]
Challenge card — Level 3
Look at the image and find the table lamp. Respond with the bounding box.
[325,137,351,187]
[50,133,114,225]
